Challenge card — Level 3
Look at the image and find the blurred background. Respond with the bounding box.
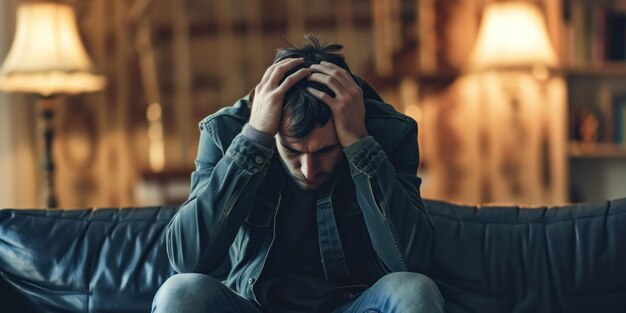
[0,0,625,209]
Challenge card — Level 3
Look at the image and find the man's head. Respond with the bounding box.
[273,35,352,190]
[274,34,351,138]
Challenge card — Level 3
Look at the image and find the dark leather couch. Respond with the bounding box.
[1,199,625,313]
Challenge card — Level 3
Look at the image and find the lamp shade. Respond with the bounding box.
[467,1,558,71]
[0,2,105,96]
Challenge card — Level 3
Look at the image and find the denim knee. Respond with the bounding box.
[152,273,224,312]
[375,272,444,312]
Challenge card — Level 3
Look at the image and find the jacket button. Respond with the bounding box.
[254,156,264,165]
[248,278,256,285]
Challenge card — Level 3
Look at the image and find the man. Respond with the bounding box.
[153,35,444,313]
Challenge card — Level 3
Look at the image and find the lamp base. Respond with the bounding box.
[40,97,58,208]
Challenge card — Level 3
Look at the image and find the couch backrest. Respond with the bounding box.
[426,198,626,313]
[1,199,626,313]
[0,206,178,313]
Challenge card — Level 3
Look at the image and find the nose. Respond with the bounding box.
[300,154,319,180]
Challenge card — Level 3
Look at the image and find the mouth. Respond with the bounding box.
[296,177,324,186]
[300,178,320,184]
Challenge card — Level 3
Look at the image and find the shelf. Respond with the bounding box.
[568,141,626,159]
[141,167,194,181]
[564,63,626,76]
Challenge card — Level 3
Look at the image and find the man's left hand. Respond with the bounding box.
[307,61,368,147]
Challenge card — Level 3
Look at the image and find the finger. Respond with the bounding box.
[275,67,312,95]
[320,61,346,71]
[306,87,336,106]
[267,58,305,87]
[310,62,354,87]
[308,72,343,96]
[260,57,302,85]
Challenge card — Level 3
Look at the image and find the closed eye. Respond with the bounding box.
[316,145,339,154]
[285,147,300,155]
[280,140,339,155]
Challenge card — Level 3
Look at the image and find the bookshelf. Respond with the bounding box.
[562,0,626,202]
[404,0,626,204]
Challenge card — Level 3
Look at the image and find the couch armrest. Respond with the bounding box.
[0,206,179,313]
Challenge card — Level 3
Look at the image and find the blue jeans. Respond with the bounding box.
[152,272,444,313]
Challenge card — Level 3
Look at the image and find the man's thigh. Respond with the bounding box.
[152,273,262,313]
[332,272,444,313]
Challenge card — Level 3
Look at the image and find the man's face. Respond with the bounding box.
[276,120,343,191]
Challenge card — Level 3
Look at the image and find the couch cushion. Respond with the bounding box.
[426,198,626,313]
[0,206,178,313]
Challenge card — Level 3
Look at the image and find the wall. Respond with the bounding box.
[0,0,39,208]
[52,0,405,207]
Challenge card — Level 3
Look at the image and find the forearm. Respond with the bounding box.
[344,136,436,273]
[166,132,274,274]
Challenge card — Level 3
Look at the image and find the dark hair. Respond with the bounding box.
[274,34,351,140]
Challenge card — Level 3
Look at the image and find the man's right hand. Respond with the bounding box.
[248,57,311,135]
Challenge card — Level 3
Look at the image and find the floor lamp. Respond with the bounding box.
[0,2,105,208]
[466,1,558,202]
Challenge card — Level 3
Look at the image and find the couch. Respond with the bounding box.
[1,198,625,313]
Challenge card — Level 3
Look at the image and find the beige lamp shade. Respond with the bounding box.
[467,1,558,71]
[0,2,105,96]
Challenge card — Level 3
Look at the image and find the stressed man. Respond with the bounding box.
[153,35,444,313]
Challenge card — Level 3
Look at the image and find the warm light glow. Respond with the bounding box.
[147,102,165,172]
[467,1,558,71]
[148,123,163,139]
[404,104,423,123]
[149,140,166,172]
[0,2,105,95]
[146,103,162,121]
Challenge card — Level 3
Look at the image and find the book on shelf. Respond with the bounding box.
[611,92,626,144]
[616,95,626,144]
[563,1,626,68]
[605,10,626,62]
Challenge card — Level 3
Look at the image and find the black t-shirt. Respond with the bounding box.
[257,176,344,313]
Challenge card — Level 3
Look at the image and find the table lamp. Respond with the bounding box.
[468,1,558,74]
[0,2,106,208]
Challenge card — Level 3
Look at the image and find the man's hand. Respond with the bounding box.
[249,58,311,135]
[307,61,368,147]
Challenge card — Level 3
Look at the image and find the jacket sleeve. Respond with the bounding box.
[343,121,436,273]
[165,118,274,274]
